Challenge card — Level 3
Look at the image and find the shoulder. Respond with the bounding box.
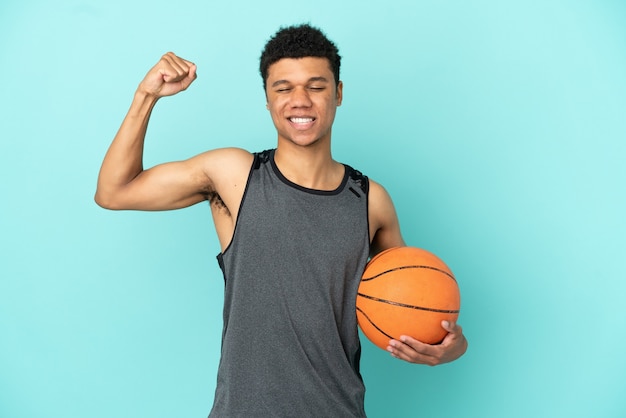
[368,179,393,208]
[193,147,254,169]
[181,147,253,197]
[188,147,253,183]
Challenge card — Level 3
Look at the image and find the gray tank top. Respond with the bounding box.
[210,149,370,417]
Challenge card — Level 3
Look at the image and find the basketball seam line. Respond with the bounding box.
[362,265,456,282]
[361,265,456,282]
[357,293,460,314]
[356,306,394,340]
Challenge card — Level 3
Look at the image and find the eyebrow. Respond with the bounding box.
[271,76,330,88]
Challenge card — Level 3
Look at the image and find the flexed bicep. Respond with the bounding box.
[96,148,253,212]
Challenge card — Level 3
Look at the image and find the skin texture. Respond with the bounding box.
[95,52,467,365]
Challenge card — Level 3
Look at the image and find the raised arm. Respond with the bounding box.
[95,52,207,210]
[95,53,253,212]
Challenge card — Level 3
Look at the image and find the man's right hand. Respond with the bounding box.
[138,52,197,98]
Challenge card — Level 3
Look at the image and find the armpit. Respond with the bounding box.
[205,190,230,215]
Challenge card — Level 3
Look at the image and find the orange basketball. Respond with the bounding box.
[356,246,460,350]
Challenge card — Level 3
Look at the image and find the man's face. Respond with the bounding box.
[265,57,343,148]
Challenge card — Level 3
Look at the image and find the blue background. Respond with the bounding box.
[1,1,625,417]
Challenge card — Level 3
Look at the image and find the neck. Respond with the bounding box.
[274,140,343,191]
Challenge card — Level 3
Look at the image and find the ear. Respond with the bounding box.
[336,81,343,106]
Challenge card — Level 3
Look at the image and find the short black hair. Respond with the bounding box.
[259,24,341,91]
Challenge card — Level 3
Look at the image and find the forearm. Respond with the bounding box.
[95,91,158,207]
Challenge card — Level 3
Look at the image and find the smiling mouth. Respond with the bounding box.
[289,117,315,124]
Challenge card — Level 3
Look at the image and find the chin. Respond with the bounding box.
[288,137,325,148]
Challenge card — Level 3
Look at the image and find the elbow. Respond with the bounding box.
[94,190,121,210]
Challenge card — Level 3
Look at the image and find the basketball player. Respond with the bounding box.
[95,24,467,417]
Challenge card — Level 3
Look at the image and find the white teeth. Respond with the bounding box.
[290,117,314,124]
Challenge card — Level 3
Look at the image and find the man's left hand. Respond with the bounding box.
[387,321,468,366]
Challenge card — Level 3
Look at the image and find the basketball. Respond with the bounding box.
[356,246,460,350]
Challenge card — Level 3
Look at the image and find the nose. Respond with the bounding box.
[290,86,312,107]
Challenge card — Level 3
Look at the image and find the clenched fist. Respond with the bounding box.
[138,52,197,98]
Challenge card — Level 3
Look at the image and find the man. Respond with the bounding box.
[96,24,467,417]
